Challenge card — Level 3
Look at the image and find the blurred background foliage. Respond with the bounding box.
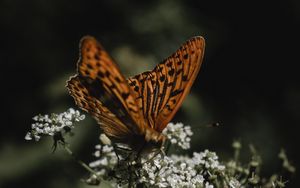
[0,0,299,187]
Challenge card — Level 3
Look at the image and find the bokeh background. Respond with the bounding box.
[0,0,299,187]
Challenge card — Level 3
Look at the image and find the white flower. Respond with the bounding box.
[171,138,177,144]
[65,120,73,126]
[205,182,214,188]
[68,108,75,114]
[32,116,39,121]
[34,135,41,141]
[99,158,108,166]
[95,144,101,150]
[64,112,72,120]
[192,174,204,184]
[190,150,226,172]
[88,139,118,181]
[99,134,111,145]
[25,108,85,141]
[229,179,241,188]
[25,132,32,140]
[94,150,101,157]
[163,122,193,150]
[102,145,114,153]
[85,123,233,188]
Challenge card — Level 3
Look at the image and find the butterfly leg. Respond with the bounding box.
[140,149,164,166]
[112,145,122,165]
[160,137,167,156]
[113,144,135,167]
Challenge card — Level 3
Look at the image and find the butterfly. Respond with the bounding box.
[67,36,205,152]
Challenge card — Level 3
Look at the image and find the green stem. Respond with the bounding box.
[62,143,101,178]
[165,140,171,155]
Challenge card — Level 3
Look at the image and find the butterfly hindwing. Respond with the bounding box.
[128,36,205,132]
[67,76,132,139]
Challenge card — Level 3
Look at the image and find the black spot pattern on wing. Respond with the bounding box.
[127,36,205,132]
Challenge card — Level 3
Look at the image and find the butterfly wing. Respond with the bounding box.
[127,36,205,132]
[67,76,132,139]
[67,36,146,138]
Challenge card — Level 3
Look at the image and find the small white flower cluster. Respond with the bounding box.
[85,122,238,187]
[25,107,290,188]
[25,108,85,141]
[89,134,118,178]
[139,154,206,188]
[229,179,241,188]
[138,150,226,188]
[88,135,230,187]
[191,150,225,171]
[162,122,193,150]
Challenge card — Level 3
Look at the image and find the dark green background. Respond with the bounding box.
[0,0,299,187]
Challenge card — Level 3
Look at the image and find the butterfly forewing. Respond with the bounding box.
[127,37,205,132]
[67,36,146,137]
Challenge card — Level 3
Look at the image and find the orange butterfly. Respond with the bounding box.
[67,36,205,151]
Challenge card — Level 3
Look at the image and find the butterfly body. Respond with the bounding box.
[67,36,205,152]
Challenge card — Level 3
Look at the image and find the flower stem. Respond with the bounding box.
[62,143,101,178]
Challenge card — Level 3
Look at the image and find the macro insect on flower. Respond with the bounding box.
[66,36,205,153]
[25,36,294,188]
